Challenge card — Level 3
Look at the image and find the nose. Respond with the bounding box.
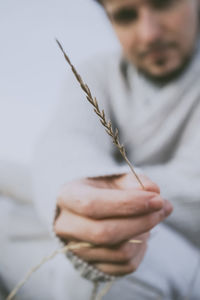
[137,9,162,45]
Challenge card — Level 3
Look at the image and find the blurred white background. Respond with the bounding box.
[0,0,119,201]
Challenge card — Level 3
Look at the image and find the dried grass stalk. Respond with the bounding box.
[6,40,145,300]
[96,280,115,300]
[56,39,145,190]
[6,243,92,300]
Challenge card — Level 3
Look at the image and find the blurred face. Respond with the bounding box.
[103,0,200,79]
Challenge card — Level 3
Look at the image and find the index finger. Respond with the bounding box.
[58,183,164,219]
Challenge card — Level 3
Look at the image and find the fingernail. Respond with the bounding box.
[149,196,164,210]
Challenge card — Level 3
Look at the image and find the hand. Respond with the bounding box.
[54,173,173,276]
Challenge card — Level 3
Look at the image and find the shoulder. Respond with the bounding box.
[77,51,124,79]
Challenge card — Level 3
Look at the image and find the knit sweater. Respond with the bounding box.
[33,42,200,252]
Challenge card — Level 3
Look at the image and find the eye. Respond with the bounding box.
[151,0,175,10]
[111,8,138,25]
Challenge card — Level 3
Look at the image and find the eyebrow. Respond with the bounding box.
[108,5,137,17]
[108,0,164,11]
[106,4,138,21]
[105,0,145,14]
[104,0,145,6]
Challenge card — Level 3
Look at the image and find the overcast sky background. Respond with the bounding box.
[0,0,119,167]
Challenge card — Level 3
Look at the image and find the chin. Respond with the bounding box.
[147,65,178,78]
[138,57,191,85]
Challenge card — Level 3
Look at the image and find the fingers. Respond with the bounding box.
[136,174,161,193]
[116,173,160,194]
[54,200,172,245]
[94,242,147,276]
[72,233,149,263]
[55,175,167,277]
[57,182,164,219]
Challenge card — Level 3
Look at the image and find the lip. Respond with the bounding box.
[144,47,171,61]
[143,44,174,60]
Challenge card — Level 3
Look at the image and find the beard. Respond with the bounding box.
[137,54,193,86]
[133,40,197,86]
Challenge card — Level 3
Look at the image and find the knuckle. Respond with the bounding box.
[76,198,88,215]
[127,192,149,213]
[91,224,113,245]
[79,198,94,216]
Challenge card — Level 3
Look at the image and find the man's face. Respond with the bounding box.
[103,0,200,79]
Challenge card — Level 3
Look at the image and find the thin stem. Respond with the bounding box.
[96,280,115,300]
[56,39,144,191]
[6,240,140,300]
[123,156,145,189]
[6,243,92,300]
[91,281,99,300]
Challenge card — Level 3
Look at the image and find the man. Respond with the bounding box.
[33,0,200,299]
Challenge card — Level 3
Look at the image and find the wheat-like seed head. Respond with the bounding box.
[56,39,144,190]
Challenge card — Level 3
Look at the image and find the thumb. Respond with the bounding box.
[116,172,160,194]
